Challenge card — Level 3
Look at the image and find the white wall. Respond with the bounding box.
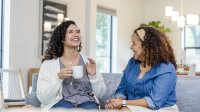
[117,0,145,72]
[9,0,41,92]
[8,0,145,92]
[144,0,200,65]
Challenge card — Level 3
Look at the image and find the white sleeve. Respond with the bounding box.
[88,72,106,98]
[36,61,63,105]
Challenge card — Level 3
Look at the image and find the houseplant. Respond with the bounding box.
[140,20,171,33]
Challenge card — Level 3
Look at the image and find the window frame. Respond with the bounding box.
[184,26,200,50]
[96,7,116,73]
[0,0,4,68]
[184,25,200,71]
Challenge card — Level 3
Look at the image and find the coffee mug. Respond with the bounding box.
[72,66,83,79]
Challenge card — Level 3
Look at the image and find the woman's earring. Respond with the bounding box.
[77,42,82,52]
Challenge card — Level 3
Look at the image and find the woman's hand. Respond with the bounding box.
[105,99,116,109]
[105,97,123,109]
[113,98,123,109]
[86,58,96,75]
[57,68,72,79]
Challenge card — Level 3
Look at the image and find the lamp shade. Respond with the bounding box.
[165,6,173,17]
[171,11,179,22]
[186,14,199,25]
[177,16,185,27]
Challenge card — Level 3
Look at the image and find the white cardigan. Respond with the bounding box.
[36,55,106,109]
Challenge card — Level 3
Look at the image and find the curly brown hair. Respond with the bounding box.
[42,20,82,62]
[134,26,177,68]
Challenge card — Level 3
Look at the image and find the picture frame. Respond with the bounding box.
[39,0,67,56]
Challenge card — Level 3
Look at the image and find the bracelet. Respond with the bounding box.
[122,100,126,106]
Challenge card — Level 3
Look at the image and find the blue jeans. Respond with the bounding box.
[52,99,98,109]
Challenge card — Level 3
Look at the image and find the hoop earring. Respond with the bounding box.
[77,42,82,52]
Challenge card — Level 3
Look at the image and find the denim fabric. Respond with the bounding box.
[115,58,177,110]
[52,99,74,108]
[52,99,98,109]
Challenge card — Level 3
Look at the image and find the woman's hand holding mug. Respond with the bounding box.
[58,62,73,79]
[57,68,72,79]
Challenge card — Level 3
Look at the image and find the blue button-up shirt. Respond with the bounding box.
[115,58,177,110]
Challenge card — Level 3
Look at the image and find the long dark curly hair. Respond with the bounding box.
[134,26,177,68]
[42,20,82,62]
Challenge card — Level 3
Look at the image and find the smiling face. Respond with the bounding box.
[63,24,81,48]
[130,33,144,61]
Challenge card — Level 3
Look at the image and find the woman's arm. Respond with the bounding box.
[36,61,63,104]
[126,98,148,107]
[89,72,106,98]
[144,72,177,110]
[114,72,127,99]
[110,98,148,109]
[114,58,134,99]
[83,56,106,98]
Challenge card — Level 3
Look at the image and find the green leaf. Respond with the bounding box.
[140,20,171,33]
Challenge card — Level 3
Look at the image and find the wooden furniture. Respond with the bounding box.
[176,71,200,75]
[28,68,39,89]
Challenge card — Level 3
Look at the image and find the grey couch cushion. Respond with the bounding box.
[32,73,38,93]
[25,92,41,107]
[176,75,200,112]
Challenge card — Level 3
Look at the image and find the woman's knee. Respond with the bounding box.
[52,99,74,108]
[78,101,98,109]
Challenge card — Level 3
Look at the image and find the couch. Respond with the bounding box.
[25,73,200,112]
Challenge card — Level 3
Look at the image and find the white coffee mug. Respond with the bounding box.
[72,66,83,79]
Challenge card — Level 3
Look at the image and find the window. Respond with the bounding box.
[0,0,3,68]
[184,26,200,71]
[96,7,116,73]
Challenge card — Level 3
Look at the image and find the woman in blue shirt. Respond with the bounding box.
[106,26,179,112]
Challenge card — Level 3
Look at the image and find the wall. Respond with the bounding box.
[9,0,41,93]
[8,0,144,92]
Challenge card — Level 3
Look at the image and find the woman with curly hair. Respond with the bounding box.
[106,26,179,112]
[37,20,106,110]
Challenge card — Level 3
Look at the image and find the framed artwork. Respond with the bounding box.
[40,0,67,56]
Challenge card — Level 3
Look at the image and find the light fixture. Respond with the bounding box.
[165,6,173,18]
[186,14,199,25]
[177,0,185,27]
[177,16,185,27]
[171,11,179,22]
[164,0,199,28]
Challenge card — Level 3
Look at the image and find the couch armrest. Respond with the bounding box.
[25,92,41,107]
